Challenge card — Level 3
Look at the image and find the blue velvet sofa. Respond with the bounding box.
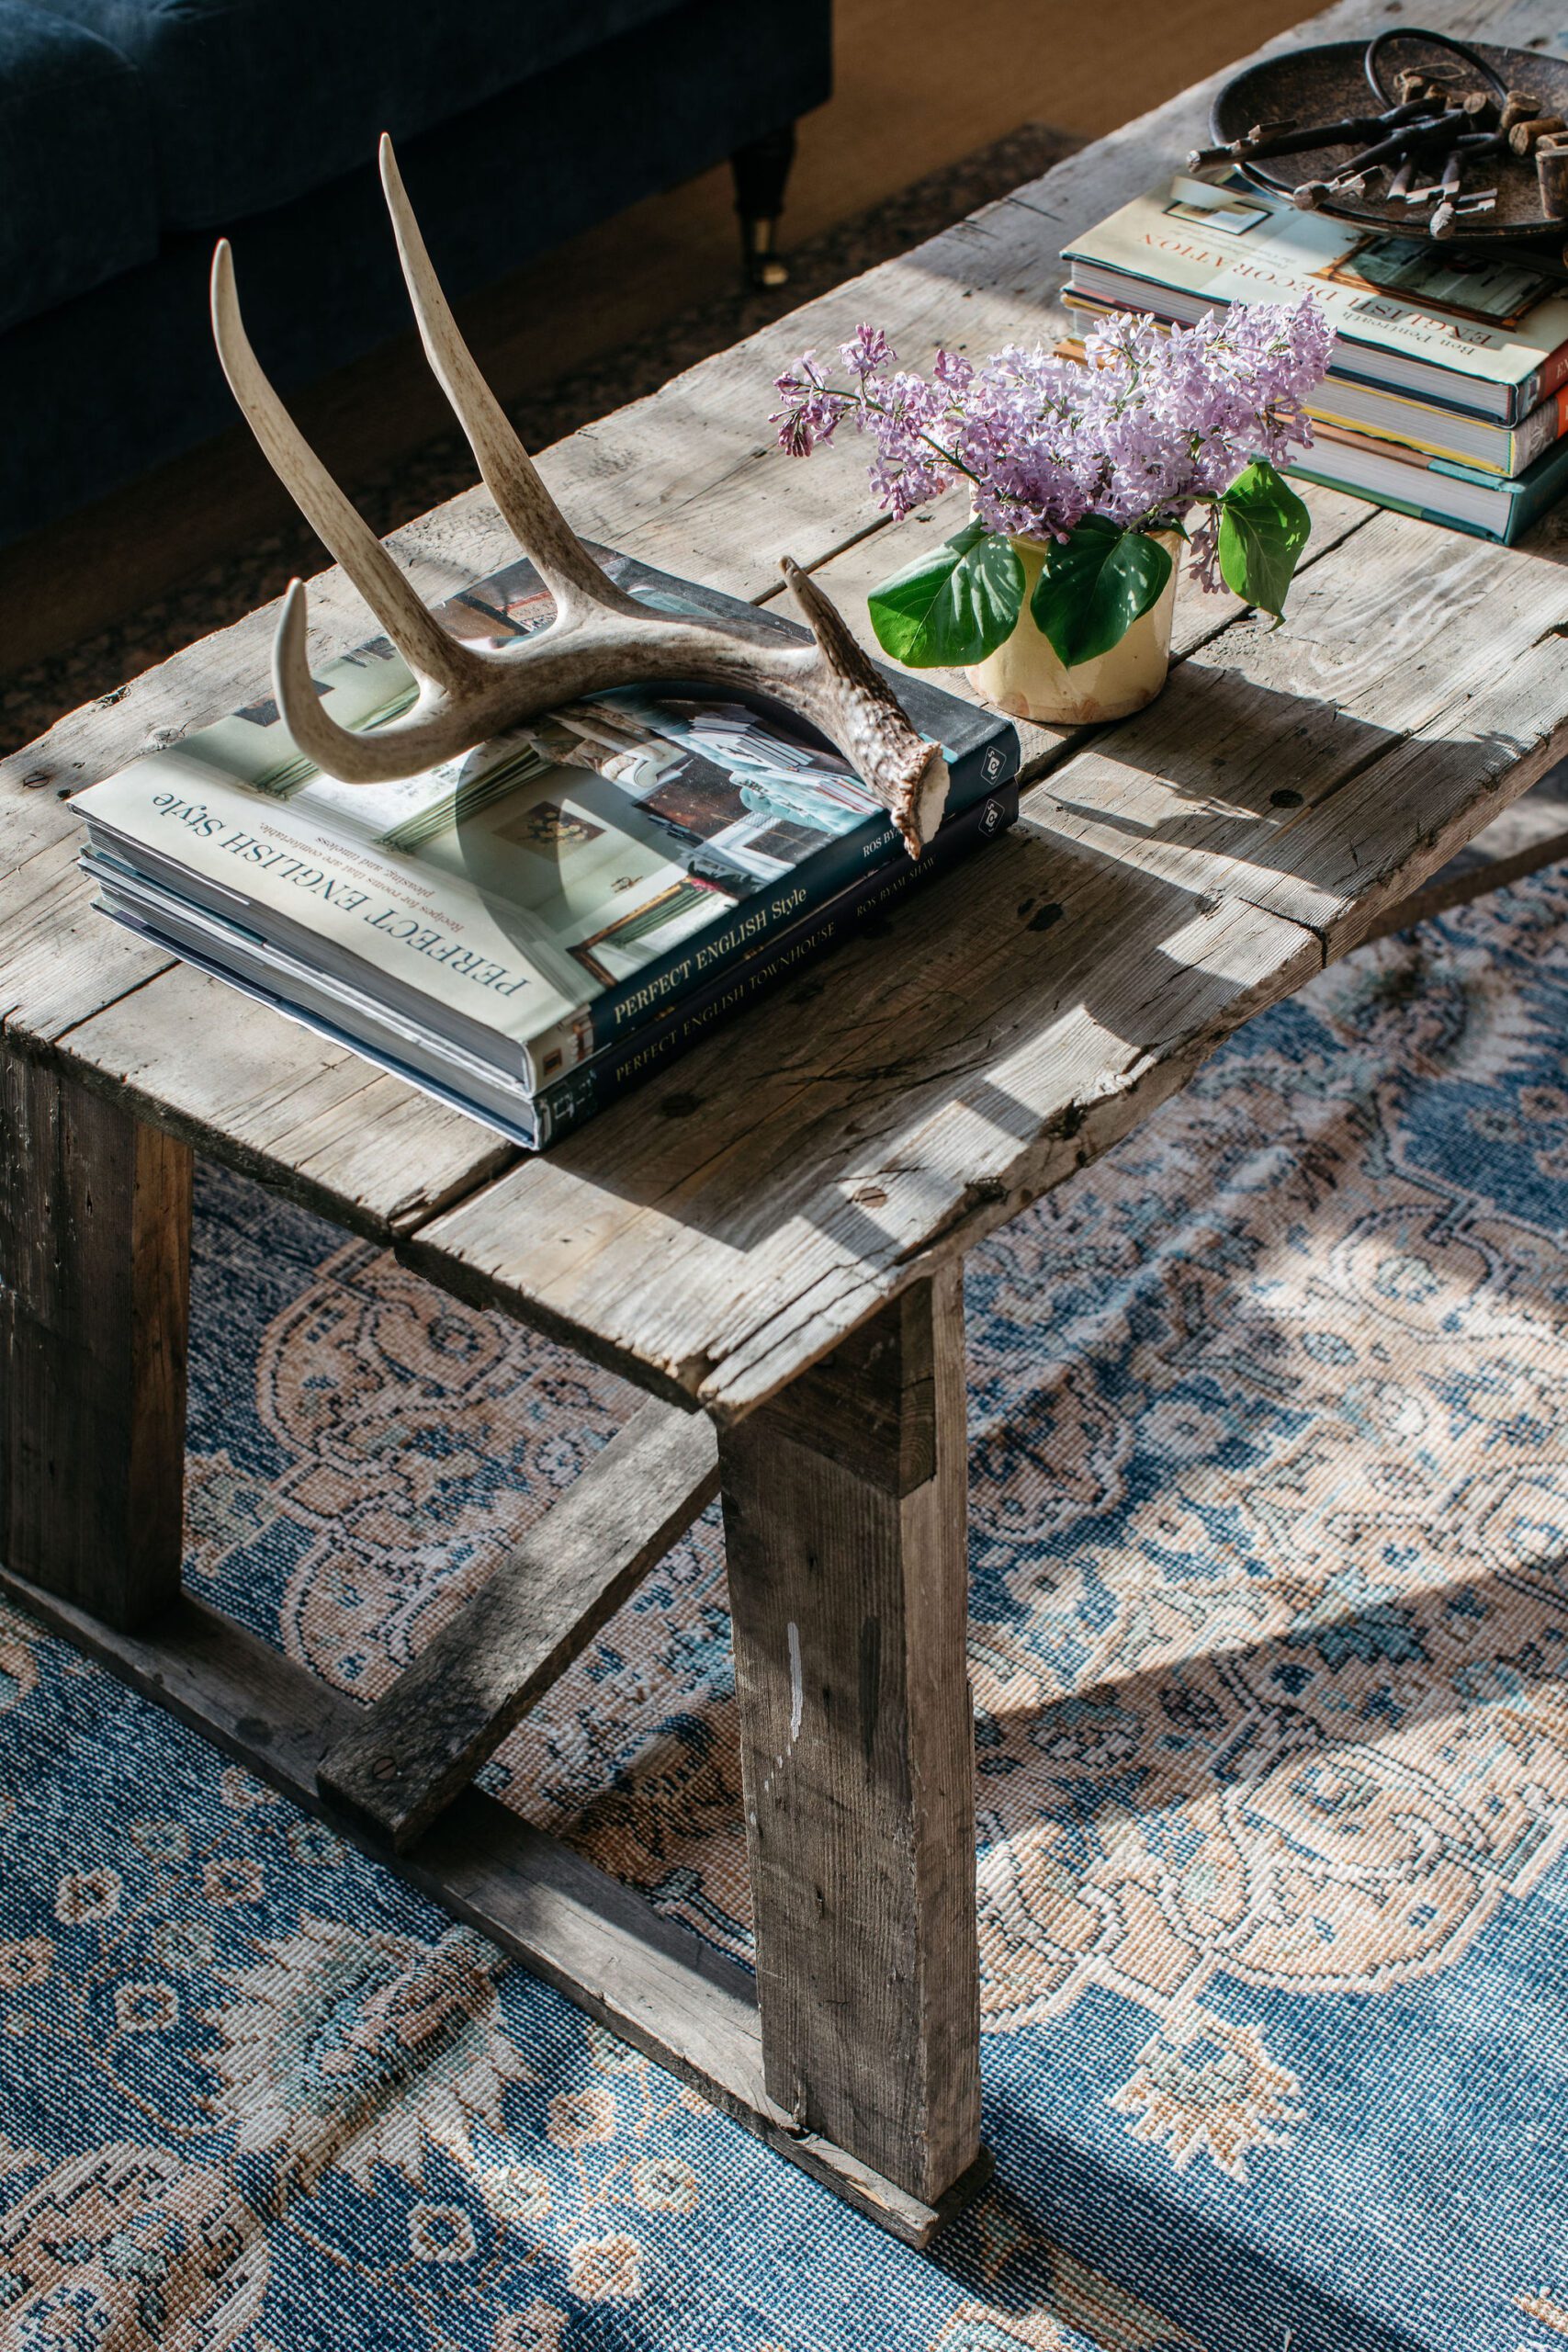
[0,0,831,548]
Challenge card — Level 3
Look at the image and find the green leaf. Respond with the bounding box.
[867,521,1024,668]
[1216,459,1312,625]
[1028,518,1173,669]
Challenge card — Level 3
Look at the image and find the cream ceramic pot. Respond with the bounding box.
[967,528,1181,726]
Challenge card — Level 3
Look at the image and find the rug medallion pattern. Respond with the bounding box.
[5,870,1568,2350]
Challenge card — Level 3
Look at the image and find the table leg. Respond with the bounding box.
[719,1268,981,2205]
[1,1053,190,1629]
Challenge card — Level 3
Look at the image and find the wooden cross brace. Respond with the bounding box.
[0,1057,989,2244]
[317,1400,722,1849]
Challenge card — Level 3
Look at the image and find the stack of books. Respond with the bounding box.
[1061,174,1568,543]
[72,548,1021,1149]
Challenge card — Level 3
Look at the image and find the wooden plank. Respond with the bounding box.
[0,825,169,1043]
[318,1400,719,1849]
[0,1567,989,2245]
[0,1057,189,1629]
[51,963,516,1244]
[1022,498,1568,951]
[795,474,1374,785]
[1291,660,1568,956]
[720,1272,980,2202]
[400,830,1321,1416]
[1359,757,1568,946]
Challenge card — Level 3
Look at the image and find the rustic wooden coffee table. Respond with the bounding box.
[4,0,1566,2250]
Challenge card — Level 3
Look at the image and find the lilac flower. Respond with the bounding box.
[840,323,893,378]
[768,298,1334,582]
[770,354,855,458]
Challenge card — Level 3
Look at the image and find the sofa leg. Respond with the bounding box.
[731,124,797,289]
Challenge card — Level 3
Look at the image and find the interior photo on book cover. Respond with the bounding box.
[73,546,1017,1113]
[1065,173,1568,413]
[163,556,887,989]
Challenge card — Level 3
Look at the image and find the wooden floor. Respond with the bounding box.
[0,0,1312,679]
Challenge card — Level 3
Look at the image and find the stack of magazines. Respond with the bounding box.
[1062,173,1568,543]
[72,549,1021,1149]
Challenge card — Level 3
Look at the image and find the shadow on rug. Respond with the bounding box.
[5,864,1568,2351]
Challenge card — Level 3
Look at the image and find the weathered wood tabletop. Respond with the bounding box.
[5,0,1567,2246]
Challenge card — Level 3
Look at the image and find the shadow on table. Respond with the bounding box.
[525,679,1371,1219]
[525,655,1546,1251]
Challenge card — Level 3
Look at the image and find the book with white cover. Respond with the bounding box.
[1063,291,1568,478]
[72,547,1019,1092]
[85,779,1021,1149]
[1064,175,1568,424]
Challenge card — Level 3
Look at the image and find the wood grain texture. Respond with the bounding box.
[796,473,1375,784]
[318,1400,719,1849]
[1027,498,1568,950]
[720,1272,980,2203]
[0,1568,987,2245]
[401,831,1323,1416]
[4,0,1565,1405]
[1,1056,190,1627]
[1359,756,1568,946]
[52,965,516,1243]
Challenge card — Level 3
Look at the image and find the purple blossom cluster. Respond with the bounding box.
[773,300,1334,587]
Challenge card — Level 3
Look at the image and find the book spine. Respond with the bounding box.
[1284,461,1503,542]
[1515,347,1567,424]
[532,781,1020,1147]
[1502,447,1568,546]
[1511,384,1568,473]
[523,727,1022,1087]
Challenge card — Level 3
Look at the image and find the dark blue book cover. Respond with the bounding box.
[74,544,1021,1089]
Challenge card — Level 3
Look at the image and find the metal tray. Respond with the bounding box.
[1212,31,1568,248]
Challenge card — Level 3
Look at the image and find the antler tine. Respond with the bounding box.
[272,579,483,782]
[210,197,953,842]
[378,136,639,620]
[779,557,950,854]
[210,241,484,697]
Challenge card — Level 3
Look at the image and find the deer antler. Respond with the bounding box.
[209,139,951,854]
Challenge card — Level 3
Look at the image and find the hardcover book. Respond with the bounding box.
[1063,174,1568,424]
[1063,294,1568,479]
[87,781,1021,1150]
[73,546,1020,1092]
[1283,424,1568,545]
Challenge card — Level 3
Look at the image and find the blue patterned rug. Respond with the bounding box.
[5,864,1568,2352]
